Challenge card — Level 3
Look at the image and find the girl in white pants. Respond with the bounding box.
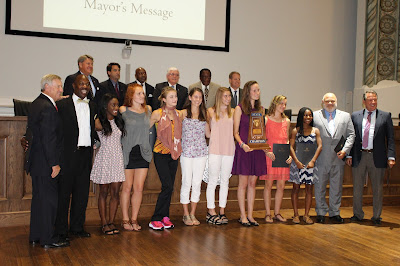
[206,87,235,225]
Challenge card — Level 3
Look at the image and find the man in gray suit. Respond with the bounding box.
[189,68,220,108]
[313,93,355,223]
[346,90,395,225]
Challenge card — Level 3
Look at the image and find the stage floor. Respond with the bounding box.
[1,206,399,265]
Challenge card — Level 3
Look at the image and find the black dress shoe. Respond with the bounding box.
[350,216,362,222]
[70,230,91,237]
[41,241,70,249]
[316,215,325,223]
[329,215,344,223]
[59,234,70,242]
[371,218,382,225]
[29,240,40,245]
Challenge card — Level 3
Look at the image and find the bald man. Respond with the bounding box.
[313,93,355,223]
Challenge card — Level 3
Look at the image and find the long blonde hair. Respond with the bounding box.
[213,87,233,121]
[267,95,287,118]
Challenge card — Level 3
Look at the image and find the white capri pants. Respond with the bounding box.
[180,155,207,204]
[206,154,234,209]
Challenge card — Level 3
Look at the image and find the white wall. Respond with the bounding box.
[0,0,357,116]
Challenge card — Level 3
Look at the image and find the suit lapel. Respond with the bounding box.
[374,109,381,139]
[357,111,363,138]
[333,110,341,137]
[319,110,331,136]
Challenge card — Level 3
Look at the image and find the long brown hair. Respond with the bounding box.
[159,87,177,108]
[241,80,262,115]
[183,87,207,121]
[123,83,146,109]
[267,95,287,118]
[213,87,233,121]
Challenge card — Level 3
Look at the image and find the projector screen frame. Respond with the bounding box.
[5,0,231,52]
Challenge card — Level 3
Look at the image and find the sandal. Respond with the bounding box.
[183,215,193,226]
[238,218,251,227]
[101,224,114,235]
[274,214,287,222]
[292,216,300,224]
[303,215,314,224]
[121,220,134,231]
[219,213,229,224]
[206,212,222,225]
[248,217,259,226]
[189,215,200,226]
[265,215,273,223]
[108,223,120,234]
[130,220,141,231]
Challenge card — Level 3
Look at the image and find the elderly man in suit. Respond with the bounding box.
[63,55,104,106]
[26,74,68,248]
[228,71,242,108]
[99,62,127,105]
[152,67,188,110]
[130,67,154,107]
[313,93,355,223]
[55,74,97,241]
[346,90,396,225]
[189,68,220,108]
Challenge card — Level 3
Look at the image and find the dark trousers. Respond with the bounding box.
[352,152,385,220]
[55,148,91,234]
[30,175,58,245]
[151,153,179,221]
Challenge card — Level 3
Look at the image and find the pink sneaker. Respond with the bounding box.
[149,221,164,231]
[161,217,174,229]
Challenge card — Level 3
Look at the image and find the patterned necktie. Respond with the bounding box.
[114,83,120,97]
[234,90,238,106]
[204,86,209,102]
[362,111,372,148]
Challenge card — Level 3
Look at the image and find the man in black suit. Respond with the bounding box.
[130,67,154,107]
[63,54,103,106]
[346,90,396,225]
[152,67,188,110]
[56,74,97,240]
[228,71,243,108]
[99,62,127,105]
[26,74,68,248]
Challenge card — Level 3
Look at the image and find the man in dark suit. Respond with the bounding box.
[26,74,68,248]
[152,67,188,110]
[56,74,97,240]
[346,90,396,225]
[99,62,127,105]
[63,54,104,107]
[228,71,243,108]
[130,67,154,107]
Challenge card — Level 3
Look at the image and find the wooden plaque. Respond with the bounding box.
[247,112,270,150]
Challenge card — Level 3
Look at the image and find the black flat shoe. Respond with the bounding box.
[316,215,325,223]
[329,215,344,223]
[70,230,91,237]
[41,241,70,249]
[350,216,362,222]
[238,218,251,227]
[248,218,259,226]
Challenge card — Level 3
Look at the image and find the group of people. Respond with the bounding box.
[25,54,396,249]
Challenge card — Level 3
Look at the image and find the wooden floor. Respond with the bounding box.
[1,206,399,265]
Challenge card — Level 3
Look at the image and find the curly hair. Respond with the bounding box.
[98,93,125,136]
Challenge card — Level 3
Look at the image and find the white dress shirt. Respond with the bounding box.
[362,109,376,150]
[72,94,91,147]
[136,80,146,94]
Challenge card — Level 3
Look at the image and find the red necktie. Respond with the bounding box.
[115,83,120,97]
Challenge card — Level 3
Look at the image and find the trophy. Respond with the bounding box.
[247,112,270,150]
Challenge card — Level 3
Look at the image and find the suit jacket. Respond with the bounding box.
[350,109,396,168]
[56,96,97,174]
[99,79,127,105]
[26,94,63,176]
[130,81,155,108]
[188,81,221,108]
[63,71,104,107]
[229,88,243,108]
[152,82,188,110]
[313,109,355,167]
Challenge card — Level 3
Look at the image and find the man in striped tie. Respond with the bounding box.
[346,90,396,225]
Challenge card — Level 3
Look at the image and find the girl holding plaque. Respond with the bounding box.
[289,107,322,224]
[232,81,267,226]
[180,88,209,226]
[260,95,292,223]
[206,87,235,225]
